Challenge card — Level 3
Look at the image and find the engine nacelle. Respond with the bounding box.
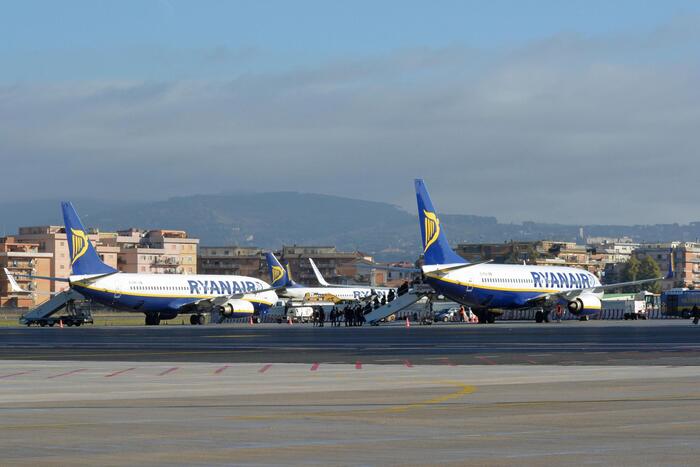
[566,293,602,316]
[217,299,255,316]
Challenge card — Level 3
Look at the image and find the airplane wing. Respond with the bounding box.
[3,268,55,295]
[4,268,29,293]
[187,284,282,308]
[526,276,664,304]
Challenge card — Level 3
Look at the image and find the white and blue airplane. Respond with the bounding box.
[414,179,662,323]
[264,252,394,302]
[10,202,278,325]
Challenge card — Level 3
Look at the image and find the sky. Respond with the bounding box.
[1,0,700,224]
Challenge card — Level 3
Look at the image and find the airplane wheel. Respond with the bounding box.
[535,310,544,323]
[197,314,205,325]
[487,313,496,324]
[190,314,198,325]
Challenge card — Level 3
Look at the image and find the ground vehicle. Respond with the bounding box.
[435,308,459,322]
[661,289,700,318]
[24,310,93,327]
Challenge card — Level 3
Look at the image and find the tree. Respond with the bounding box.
[622,256,641,283]
[638,256,662,294]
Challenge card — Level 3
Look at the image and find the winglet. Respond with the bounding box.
[308,258,330,286]
[4,268,28,293]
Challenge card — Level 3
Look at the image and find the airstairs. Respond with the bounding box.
[19,289,88,325]
[364,285,433,325]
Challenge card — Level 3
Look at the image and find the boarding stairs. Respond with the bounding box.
[365,284,433,325]
[19,289,87,325]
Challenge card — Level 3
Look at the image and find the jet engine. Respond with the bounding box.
[217,299,255,316]
[566,293,602,315]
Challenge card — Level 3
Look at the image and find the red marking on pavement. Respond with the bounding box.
[0,371,33,380]
[404,360,413,368]
[158,367,179,376]
[258,364,272,373]
[214,365,231,375]
[526,359,537,365]
[105,367,136,378]
[310,362,320,371]
[355,361,362,370]
[475,356,497,365]
[47,369,87,379]
[441,358,457,367]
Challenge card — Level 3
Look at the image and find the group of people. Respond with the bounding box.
[310,281,413,328]
[312,305,368,327]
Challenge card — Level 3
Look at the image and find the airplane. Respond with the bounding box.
[264,252,394,302]
[9,202,278,326]
[413,179,663,323]
[308,257,396,297]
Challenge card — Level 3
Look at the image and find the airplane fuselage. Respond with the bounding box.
[425,263,602,315]
[281,286,396,302]
[69,273,277,317]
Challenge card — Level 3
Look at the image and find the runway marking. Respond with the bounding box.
[0,370,33,379]
[385,382,477,413]
[105,367,136,378]
[214,365,231,375]
[47,368,87,379]
[404,360,413,368]
[225,382,478,421]
[310,362,320,371]
[355,361,362,370]
[258,364,272,373]
[158,367,179,376]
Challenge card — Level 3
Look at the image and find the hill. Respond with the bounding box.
[1,193,699,261]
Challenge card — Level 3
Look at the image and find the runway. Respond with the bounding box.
[3,320,700,465]
[1,320,700,365]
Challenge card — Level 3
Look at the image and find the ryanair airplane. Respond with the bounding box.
[264,252,394,302]
[22,202,278,325]
[414,179,661,323]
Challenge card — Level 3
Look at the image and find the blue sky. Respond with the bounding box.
[2,0,699,81]
[1,1,700,224]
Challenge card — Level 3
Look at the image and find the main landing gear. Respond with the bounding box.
[190,314,206,325]
[535,309,551,323]
[145,313,161,326]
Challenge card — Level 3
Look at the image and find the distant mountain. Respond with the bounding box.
[1,193,699,261]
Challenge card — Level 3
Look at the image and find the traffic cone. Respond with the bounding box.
[59,319,63,328]
[249,316,254,325]
[287,316,292,325]
[405,317,410,328]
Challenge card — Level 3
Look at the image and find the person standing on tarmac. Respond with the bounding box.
[329,307,336,327]
[692,305,700,325]
[318,307,325,327]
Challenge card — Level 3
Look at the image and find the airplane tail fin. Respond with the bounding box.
[666,248,675,280]
[61,202,117,276]
[414,179,468,266]
[264,252,294,288]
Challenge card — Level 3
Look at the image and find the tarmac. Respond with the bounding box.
[2,320,700,465]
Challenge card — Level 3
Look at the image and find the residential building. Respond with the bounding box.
[0,236,52,308]
[198,246,264,277]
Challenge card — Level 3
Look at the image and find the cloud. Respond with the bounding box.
[1,20,699,224]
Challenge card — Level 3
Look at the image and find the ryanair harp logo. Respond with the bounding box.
[422,210,440,252]
[271,265,285,284]
[70,228,89,265]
